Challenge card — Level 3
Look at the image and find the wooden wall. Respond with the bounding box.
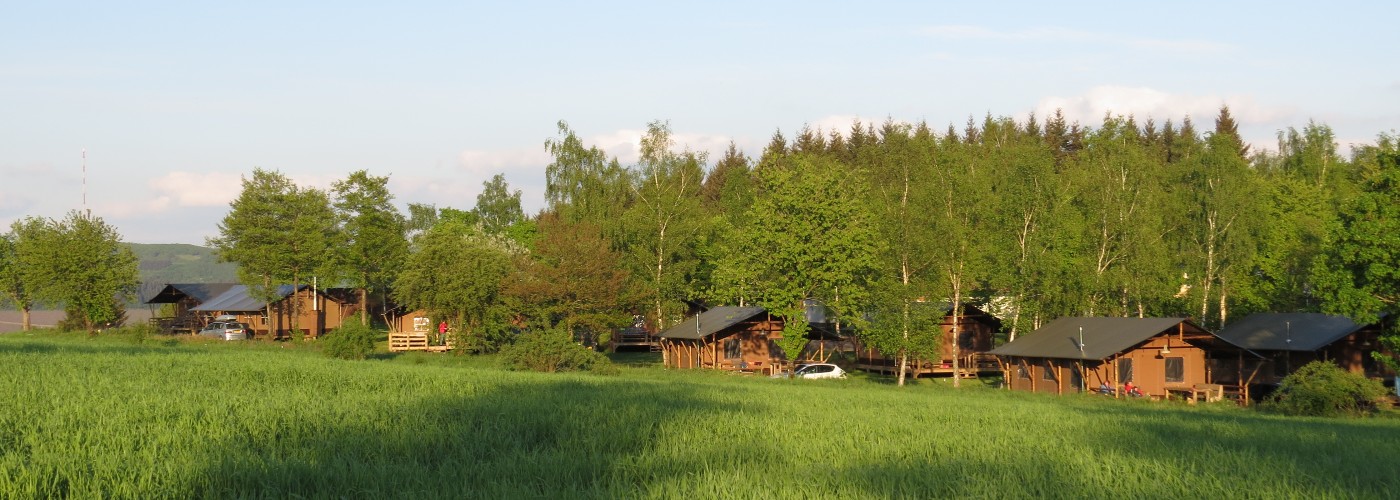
[1003,334,1214,399]
[238,289,351,339]
[662,317,784,373]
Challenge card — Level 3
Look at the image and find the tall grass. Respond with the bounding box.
[1,331,1397,498]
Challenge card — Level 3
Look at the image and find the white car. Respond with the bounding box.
[198,320,249,341]
[793,363,847,379]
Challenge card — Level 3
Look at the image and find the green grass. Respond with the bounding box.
[2,330,1398,498]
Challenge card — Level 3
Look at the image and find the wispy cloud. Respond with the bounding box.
[1033,85,1293,126]
[919,25,1233,55]
[148,172,245,208]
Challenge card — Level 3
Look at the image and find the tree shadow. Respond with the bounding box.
[192,376,748,497]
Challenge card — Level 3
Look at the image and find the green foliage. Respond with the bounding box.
[723,153,880,345]
[622,121,708,329]
[505,215,630,345]
[473,173,526,237]
[1313,135,1400,371]
[498,329,615,373]
[331,170,408,325]
[395,219,515,351]
[9,212,139,332]
[1263,361,1390,417]
[0,220,42,324]
[321,322,377,360]
[209,168,340,334]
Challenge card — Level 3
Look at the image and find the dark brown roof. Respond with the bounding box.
[143,283,238,304]
[1216,313,1372,352]
[989,317,1226,361]
[658,306,768,340]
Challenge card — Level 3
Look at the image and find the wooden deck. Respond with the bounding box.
[610,326,660,351]
[388,332,452,353]
[854,353,1001,378]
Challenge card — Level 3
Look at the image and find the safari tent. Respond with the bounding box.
[190,284,351,339]
[1215,313,1393,384]
[143,283,239,333]
[657,306,784,374]
[990,317,1262,402]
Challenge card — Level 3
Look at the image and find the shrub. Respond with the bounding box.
[322,322,378,360]
[1263,361,1389,417]
[498,329,615,374]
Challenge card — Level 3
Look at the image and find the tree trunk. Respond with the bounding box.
[1200,215,1217,327]
[21,307,30,331]
[1218,288,1229,328]
[360,276,369,326]
[266,275,280,339]
[897,350,909,386]
[951,275,962,389]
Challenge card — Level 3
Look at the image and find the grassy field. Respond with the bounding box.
[2,331,1398,498]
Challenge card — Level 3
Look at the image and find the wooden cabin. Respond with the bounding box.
[854,304,1003,378]
[1216,313,1394,385]
[144,283,239,333]
[657,306,785,374]
[990,317,1263,403]
[191,284,352,339]
[388,309,433,334]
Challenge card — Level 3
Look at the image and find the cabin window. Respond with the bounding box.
[1118,358,1134,383]
[1017,362,1029,380]
[1164,357,1184,383]
[724,338,741,360]
[1042,360,1057,381]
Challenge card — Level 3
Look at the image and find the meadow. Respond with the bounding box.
[2,331,1398,499]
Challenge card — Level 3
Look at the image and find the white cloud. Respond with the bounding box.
[147,171,244,207]
[919,25,1232,55]
[1033,86,1293,127]
[96,196,174,219]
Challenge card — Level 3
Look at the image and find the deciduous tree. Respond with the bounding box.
[332,170,408,325]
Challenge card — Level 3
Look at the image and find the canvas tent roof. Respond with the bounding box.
[657,306,768,340]
[191,285,305,313]
[989,317,1240,361]
[1216,313,1373,352]
[143,283,239,304]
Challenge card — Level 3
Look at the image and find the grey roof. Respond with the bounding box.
[191,285,303,313]
[989,317,1205,361]
[1216,313,1370,352]
[658,306,768,340]
[143,283,239,304]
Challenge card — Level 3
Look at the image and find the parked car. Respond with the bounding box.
[199,320,249,341]
[783,363,846,379]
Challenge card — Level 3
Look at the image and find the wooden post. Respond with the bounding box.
[1112,355,1120,398]
[1056,361,1063,395]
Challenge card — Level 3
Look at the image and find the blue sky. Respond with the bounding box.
[3,1,1397,244]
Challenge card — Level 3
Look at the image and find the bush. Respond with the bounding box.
[322,322,378,360]
[1263,361,1390,417]
[498,329,615,374]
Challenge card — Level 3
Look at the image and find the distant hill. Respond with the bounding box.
[126,243,239,285]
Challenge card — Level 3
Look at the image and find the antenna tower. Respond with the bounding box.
[82,149,90,217]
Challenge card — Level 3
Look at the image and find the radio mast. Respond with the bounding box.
[82,149,90,217]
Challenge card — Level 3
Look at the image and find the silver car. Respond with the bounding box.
[198,321,249,341]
